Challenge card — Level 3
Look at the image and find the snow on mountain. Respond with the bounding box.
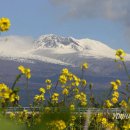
[0,36,71,65]
[33,34,130,64]
[0,34,130,69]
[35,34,83,51]
[33,34,121,59]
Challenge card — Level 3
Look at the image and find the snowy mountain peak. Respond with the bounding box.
[0,34,130,67]
[35,34,83,51]
[35,34,116,54]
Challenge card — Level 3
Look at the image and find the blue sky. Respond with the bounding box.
[0,0,130,53]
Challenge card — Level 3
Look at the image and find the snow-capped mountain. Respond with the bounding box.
[35,34,83,51]
[0,34,130,76]
[34,34,116,57]
[0,34,129,63]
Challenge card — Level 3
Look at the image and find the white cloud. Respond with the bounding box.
[0,36,34,57]
[51,0,130,22]
[50,0,130,41]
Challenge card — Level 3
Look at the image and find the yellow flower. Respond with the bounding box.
[18,65,31,79]
[67,73,73,81]
[116,49,126,61]
[45,79,51,84]
[71,115,76,121]
[75,81,80,86]
[80,92,87,106]
[81,63,88,70]
[123,124,130,130]
[44,107,51,113]
[120,100,127,108]
[81,79,87,86]
[70,104,75,111]
[116,79,121,86]
[107,123,114,129]
[101,118,107,126]
[110,81,118,90]
[73,88,79,93]
[46,85,52,90]
[49,120,66,130]
[3,92,10,99]
[39,88,46,93]
[34,94,45,102]
[0,17,11,32]
[112,91,119,98]
[62,88,69,95]
[10,93,16,102]
[18,65,25,74]
[105,100,113,108]
[15,95,20,101]
[111,97,118,104]
[0,83,19,103]
[9,112,15,119]
[59,75,67,84]
[61,68,69,75]
[81,101,87,106]
[75,94,81,100]
[24,68,31,79]
[51,93,59,103]
[96,113,103,123]
[73,75,80,82]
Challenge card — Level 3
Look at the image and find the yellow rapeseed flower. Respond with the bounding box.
[34,94,45,102]
[107,123,115,129]
[67,73,73,81]
[75,94,81,100]
[49,120,66,130]
[105,100,113,108]
[81,79,87,86]
[112,91,119,98]
[116,79,121,86]
[46,85,52,90]
[44,107,51,113]
[0,17,11,32]
[71,115,76,121]
[116,49,126,61]
[18,65,25,74]
[101,118,107,126]
[10,93,19,102]
[70,104,75,111]
[59,75,67,84]
[9,112,15,120]
[122,124,130,130]
[61,68,69,75]
[0,83,19,103]
[120,100,127,108]
[81,101,87,106]
[81,63,88,70]
[39,88,46,93]
[73,88,79,93]
[111,97,118,104]
[110,81,118,90]
[51,93,59,103]
[18,65,31,79]
[62,88,69,95]
[45,79,51,84]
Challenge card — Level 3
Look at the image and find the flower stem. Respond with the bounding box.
[11,74,22,90]
[122,61,130,80]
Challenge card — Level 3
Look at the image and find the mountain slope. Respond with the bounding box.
[0,34,130,76]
